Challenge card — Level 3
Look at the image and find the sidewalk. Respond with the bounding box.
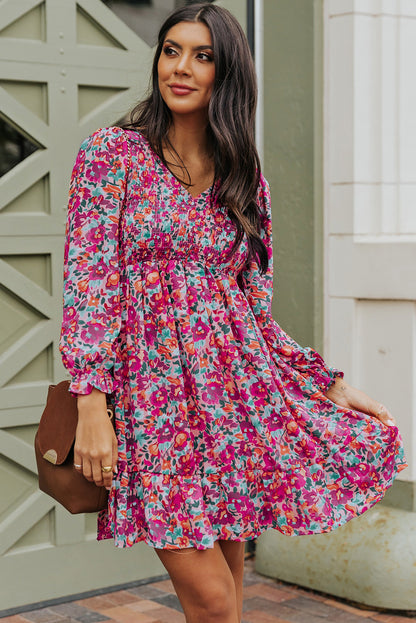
[1,557,414,623]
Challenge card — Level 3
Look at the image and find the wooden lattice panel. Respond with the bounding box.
[0,0,162,610]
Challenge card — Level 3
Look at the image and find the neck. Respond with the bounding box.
[167,113,211,163]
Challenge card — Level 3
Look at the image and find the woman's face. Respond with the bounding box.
[157,21,215,118]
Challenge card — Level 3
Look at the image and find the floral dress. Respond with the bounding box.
[59,126,407,550]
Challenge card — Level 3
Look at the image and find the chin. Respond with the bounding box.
[165,102,208,116]
[170,106,204,116]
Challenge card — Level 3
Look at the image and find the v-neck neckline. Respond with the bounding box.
[145,136,214,202]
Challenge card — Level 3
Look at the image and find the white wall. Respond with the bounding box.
[324,0,416,481]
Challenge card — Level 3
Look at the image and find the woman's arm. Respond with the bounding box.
[59,126,129,486]
[325,376,397,427]
[75,388,118,489]
[239,174,397,428]
[239,174,344,394]
[59,126,130,396]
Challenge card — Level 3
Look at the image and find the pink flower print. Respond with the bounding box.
[86,225,105,245]
[178,453,196,474]
[219,446,236,465]
[89,259,109,281]
[193,317,210,343]
[149,386,168,408]
[73,186,92,211]
[239,420,256,438]
[262,452,277,471]
[285,420,300,437]
[80,322,107,343]
[284,379,306,400]
[302,488,321,506]
[89,160,110,179]
[174,432,188,448]
[144,318,158,346]
[104,294,120,315]
[201,380,223,404]
[251,380,269,401]
[228,493,248,513]
[64,306,76,321]
[157,420,175,444]
[297,437,320,462]
[329,485,355,505]
[287,470,307,489]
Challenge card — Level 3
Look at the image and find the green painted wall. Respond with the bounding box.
[217,0,247,31]
[263,0,324,351]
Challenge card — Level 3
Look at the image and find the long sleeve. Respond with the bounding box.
[239,173,344,393]
[58,126,129,396]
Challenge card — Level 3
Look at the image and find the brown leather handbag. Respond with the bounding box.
[34,380,115,514]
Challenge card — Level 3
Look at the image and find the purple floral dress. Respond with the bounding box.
[59,126,407,550]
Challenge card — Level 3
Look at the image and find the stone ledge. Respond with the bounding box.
[255,503,416,610]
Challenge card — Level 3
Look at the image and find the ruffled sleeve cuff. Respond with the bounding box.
[316,365,345,394]
[68,367,115,397]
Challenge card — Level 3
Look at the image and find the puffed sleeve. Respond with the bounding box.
[58,126,130,396]
[239,173,344,393]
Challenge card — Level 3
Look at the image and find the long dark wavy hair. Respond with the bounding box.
[121,2,269,280]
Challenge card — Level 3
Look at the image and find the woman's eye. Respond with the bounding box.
[198,52,213,62]
[162,46,213,62]
[163,46,177,56]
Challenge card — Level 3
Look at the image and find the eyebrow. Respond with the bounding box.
[164,38,213,51]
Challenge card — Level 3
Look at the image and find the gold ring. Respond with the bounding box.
[101,465,113,473]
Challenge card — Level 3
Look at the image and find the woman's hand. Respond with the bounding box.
[325,376,397,428]
[73,387,118,490]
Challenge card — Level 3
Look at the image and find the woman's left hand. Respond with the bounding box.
[325,376,397,427]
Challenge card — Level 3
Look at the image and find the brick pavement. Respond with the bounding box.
[1,557,414,623]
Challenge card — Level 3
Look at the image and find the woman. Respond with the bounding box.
[59,3,407,622]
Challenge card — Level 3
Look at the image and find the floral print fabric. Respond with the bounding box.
[59,126,407,549]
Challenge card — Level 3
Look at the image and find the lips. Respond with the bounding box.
[169,84,196,96]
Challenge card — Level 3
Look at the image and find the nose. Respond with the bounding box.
[174,52,192,75]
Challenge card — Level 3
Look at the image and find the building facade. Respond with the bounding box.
[257,0,415,610]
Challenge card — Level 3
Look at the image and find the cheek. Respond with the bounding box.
[202,69,215,96]
[157,59,169,83]
[206,84,214,103]
[157,67,169,99]
[207,70,215,93]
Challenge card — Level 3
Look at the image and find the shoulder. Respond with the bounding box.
[78,126,132,160]
[119,127,148,148]
[71,127,131,185]
[256,172,271,219]
[81,126,152,160]
[257,172,271,198]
